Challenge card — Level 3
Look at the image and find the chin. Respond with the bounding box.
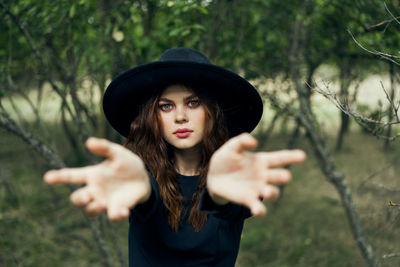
[173,143,199,150]
[170,140,203,151]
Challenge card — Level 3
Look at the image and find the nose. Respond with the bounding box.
[175,105,188,123]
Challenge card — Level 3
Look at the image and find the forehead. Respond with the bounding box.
[160,84,196,99]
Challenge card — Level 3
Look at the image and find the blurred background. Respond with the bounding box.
[1,0,400,266]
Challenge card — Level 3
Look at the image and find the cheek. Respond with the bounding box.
[195,108,206,131]
[158,113,169,135]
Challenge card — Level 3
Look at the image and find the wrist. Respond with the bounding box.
[139,172,151,204]
[207,187,229,205]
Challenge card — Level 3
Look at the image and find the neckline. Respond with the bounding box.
[177,173,199,178]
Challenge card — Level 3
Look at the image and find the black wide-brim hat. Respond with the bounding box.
[103,48,263,138]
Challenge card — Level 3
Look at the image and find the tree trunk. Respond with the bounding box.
[384,62,395,151]
[336,110,350,151]
[285,3,380,266]
[257,112,279,149]
[336,61,352,151]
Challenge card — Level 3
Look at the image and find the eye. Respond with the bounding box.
[187,100,200,108]
[159,103,174,111]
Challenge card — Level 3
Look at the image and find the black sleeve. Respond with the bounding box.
[199,187,251,221]
[130,172,161,222]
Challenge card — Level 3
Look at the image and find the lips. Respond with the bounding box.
[174,128,193,138]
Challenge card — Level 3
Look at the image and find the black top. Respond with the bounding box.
[129,173,251,267]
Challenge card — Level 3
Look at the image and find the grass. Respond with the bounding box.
[0,129,128,267]
[237,131,400,267]
[0,125,400,266]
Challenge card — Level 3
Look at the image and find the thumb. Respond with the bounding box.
[86,137,120,159]
[224,133,258,154]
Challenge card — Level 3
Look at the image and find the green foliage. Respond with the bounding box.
[1,0,400,266]
[1,0,398,89]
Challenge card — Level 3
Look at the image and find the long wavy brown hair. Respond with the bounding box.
[124,85,229,232]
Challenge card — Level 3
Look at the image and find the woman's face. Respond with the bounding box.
[158,85,206,150]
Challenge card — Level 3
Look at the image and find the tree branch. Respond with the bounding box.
[348,29,400,66]
[0,0,90,143]
[0,102,115,266]
[312,81,400,140]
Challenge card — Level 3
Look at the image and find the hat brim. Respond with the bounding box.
[103,61,263,138]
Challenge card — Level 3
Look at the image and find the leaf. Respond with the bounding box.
[169,28,181,37]
[69,5,76,18]
[195,6,208,15]
[191,24,206,31]
[181,29,190,37]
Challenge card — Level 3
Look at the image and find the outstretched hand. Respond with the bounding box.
[207,133,306,216]
[44,137,151,221]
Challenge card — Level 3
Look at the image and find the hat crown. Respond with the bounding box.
[104,47,263,138]
[159,48,211,64]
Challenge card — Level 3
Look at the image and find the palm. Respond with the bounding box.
[207,134,306,216]
[84,158,149,213]
[209,152,264,201]
[44,138,150,221]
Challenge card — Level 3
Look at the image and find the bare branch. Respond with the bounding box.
[263,86,381,267]
[357,162,397,192]
[382,253,400,259]
[0,0,90,143]
[0,101,116,266]
[0,102,64,168]
[87,218,115,267]
[312,81,400,140]
[380,80,400,122]
[0,1,43,66]
[384,2,400,25]
[364,16,400,32]
[368,182,400,193]
[106,219,128,267]
[348,29,400,66]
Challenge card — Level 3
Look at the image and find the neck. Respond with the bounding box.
[173,146,202,176]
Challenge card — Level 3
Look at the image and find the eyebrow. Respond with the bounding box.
[159,94,198,102]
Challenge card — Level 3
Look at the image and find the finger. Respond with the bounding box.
[260,150,306,168]
[86,137,122,159]
[224,133,258,154]
[44,168,89,185]
[70,187,93,206]
[261,185,280,201]
[240,194,266,216]
[107,191,140,221]
[85,201,107,217]
[108,207,130,222]
[265,169,292,185]
[249,200,267,216]
[108,200,130,222]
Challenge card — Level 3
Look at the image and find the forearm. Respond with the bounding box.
[131,172,161,220]
[200,187,252,220]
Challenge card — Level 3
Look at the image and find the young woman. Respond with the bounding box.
[44,48,306,266]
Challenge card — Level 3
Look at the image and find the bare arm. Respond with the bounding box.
[206,133,306,216]
[44,137,151,221]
